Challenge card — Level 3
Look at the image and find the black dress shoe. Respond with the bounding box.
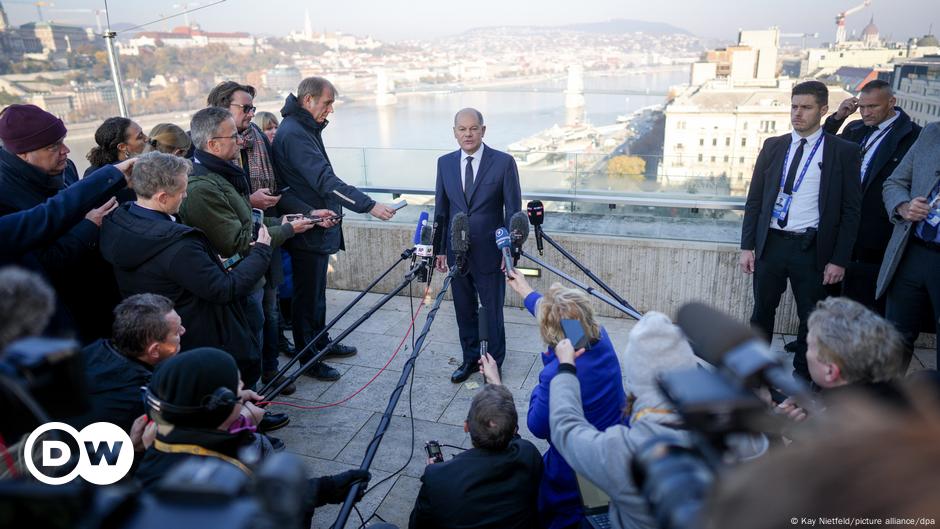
[784,340,799,353]
[258,411,290,433]
[302,361,341,381]
[451,362,474,384]
[323,342,357,359]
[261,370,296,396]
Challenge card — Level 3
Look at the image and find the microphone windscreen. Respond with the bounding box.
[451,213,470,253]
[676,302,757,365]
[495,227,511,250]
[526,200,544,226]
[413,211,429,245]
[432,215,445,255]
[420,222,433,245]
[509,211,529,245]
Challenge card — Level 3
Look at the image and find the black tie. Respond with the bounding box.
[464,156,474,200]
[778,138,807,228]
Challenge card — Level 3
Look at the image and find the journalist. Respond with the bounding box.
[501,270,625,529]
[409,384,542,529]
[547,312,702,529]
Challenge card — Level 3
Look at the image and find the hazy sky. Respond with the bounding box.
[3,0,937,43]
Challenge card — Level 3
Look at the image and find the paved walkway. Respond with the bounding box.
[274,289,936,528]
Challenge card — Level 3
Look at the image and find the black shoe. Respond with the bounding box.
[258,411,290,433]
[261,370,296,396]
[323,342,357,359]
[784,340,799,353]
[451,362,474,384]
[303,361,341,381]
[279,344,297,358]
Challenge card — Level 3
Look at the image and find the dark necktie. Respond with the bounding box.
[778,138,806,228]
[464,156,474,200]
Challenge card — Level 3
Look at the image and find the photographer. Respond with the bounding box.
[548,312,702,529]
[777,297,905,422]
[137,348,370,524]
[409,384,542,529]
[502,270,626,529]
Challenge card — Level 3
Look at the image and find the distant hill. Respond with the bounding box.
[558,18,692,36]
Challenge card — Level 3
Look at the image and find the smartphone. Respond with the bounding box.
[276,186,290,195]
[425,440,444,463]
[392,199,408,211]
[251,208,263,240]
[561,319,590,350]
[312,213,345,222]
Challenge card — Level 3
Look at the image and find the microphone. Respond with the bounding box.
[414,223,434,283]
[676,303,810,400]
[478,303,489,361]
[431,214,445,256]
[526,200,544,255]
[450,213,470,276]
[509,212,529,266]
[495,227,514,277]
[413,211,429,246]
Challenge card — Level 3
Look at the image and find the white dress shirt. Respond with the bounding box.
[860,111,900,181]
[460,144,484,193]
[772,127,824,232]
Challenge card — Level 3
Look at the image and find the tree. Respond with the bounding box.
[606,155,647,190]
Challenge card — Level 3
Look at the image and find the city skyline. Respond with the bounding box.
[2,0,937,42]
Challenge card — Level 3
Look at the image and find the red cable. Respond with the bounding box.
[262,283,432,410]
[0,431,18,478]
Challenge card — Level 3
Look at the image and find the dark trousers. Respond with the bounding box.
[842,250,887,316]
[750,230,826,378]
[451,266,507,365]
[290,249,332,358]
[885,240,940,370]
[261,282,280,373]
[246,289,265,376]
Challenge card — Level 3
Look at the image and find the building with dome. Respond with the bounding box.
[861,17,881,47]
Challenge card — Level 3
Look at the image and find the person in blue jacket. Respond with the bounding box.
[483,269,626,529]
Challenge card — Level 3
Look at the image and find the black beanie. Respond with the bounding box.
[149,348,240,428]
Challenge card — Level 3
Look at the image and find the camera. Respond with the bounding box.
[425,440,444,463]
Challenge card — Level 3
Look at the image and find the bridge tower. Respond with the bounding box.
[375,68,398,106]
[565,64,585,109]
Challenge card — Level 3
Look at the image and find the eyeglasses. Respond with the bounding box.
[230,103,256,114]
[211,133,240,142]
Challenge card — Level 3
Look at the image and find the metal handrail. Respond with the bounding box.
[358,187,746,210]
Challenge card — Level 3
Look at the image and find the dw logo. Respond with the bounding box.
[23,422,134,485]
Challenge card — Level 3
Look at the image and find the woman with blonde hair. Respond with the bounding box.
[252,111,279,144]
[484,270,626,529]
[147,123,191,157]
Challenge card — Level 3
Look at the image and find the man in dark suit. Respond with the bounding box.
[741,81,862,380]
[409,384,542,529]
[433,108,522,383]
[822,80,921,315]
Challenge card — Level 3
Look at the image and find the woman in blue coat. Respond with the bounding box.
[482,270,626,529]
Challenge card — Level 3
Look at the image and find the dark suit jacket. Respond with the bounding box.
[409,437,543,529]
[741,131,862,270]
[433,144,522,274]
[823,108,921,261]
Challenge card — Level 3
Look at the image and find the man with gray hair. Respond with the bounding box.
[100,151,272,386]
[273,76,397,381]
[433,108,522,383]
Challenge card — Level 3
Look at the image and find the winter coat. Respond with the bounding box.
[70,339,152,433]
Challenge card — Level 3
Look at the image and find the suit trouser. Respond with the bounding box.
[885,239,940,370]
[261,282,280,373]
[750,230,827,378]
[842,258,887,316]
[451,266,507,365]
[290,249,332,359]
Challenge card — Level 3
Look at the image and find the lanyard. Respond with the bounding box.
[860,123,895,157]
[779,135,824,193]
[153,439,252,475]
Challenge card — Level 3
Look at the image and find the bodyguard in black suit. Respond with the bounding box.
[822,80,921,314]
[741,81,861,379]
[409,385,542,529]
[433,108,522,383]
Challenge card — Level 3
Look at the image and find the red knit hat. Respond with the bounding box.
[0,104,68,154]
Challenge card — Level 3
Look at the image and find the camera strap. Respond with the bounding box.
[153,439,252,476]
[632,407,674,422]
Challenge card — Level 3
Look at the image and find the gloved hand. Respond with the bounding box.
[311,469,371,506]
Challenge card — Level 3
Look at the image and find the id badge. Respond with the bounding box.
[927,197,940,227]
[772,192,792,221]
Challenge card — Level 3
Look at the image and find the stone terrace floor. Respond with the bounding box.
[273,289,937,529]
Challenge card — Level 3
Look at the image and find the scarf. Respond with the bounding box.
[193,149,251,197]
[239,123,277,193]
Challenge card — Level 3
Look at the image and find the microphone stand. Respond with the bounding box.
[331,269,456,529]
[520,249,642,320]
[263,259,428,401]
[478,304,488,360]
[534,225,640,316]
[259,249,415,396]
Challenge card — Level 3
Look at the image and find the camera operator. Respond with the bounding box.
[136,348,371,525]
[69,294,184,434]
[503,270,626,529]
[777,297,905,422]
[409,384,542,529]
[547,312,703,529]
